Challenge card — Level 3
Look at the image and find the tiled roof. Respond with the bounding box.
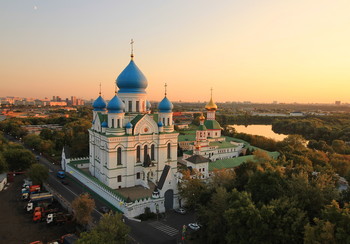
[186,155,209,164]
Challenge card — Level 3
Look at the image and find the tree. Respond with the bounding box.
[23,134,42,151]
[28,163,49,185]
[72,193,95,227]
[178,170,209,210]
[77,212,130,244]
[304,200,350,243]
[225,190,262,244]
[198,187,230,244]
[3,148,35,171]
[0,153,8,173]
[246,170,286,204]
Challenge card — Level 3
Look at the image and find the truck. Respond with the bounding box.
[26,192,54,212]
[46,212,73,225]
[22,178,32,188]
[57,171,66,179]
[22,185,41,199]
[33,206,60,222]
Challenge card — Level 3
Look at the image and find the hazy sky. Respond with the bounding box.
[1,0,350,103]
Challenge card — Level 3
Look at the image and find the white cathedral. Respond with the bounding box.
[88,50,179,210]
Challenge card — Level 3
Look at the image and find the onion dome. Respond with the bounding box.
[199,113,205,121]
[205,97,217,111]
[125,122,133,129]
[157,121,163,127]
[116,59,148,94]
[101,120,108,128]
[158,97,173,113]
[107,95,125,113]
[146,100,152,110]
[93,96,107,111]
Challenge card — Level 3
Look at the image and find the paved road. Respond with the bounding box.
[5,134,196,244]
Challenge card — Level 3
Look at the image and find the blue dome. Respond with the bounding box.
[101,121,108,128]
[93,96,107,111]
[125,122,133,129]
[107,95,125,113]
[116,60,148,94]
[158,96,173,113]
[157,121,163,127]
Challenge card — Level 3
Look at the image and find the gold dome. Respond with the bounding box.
[205,97,217,111]
[199,113,205,120]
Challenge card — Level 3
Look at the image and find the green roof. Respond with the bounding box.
[209,141,238,149]
[204,120,221,130]
[179,134,196,142]
[152,113,159,123]
[183,150,193,155]
[209,151,280,171]
[130,114,144,127]
[198,124,207,131]
[97,113,107,126]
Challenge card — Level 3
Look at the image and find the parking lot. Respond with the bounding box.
[0,174,75,244]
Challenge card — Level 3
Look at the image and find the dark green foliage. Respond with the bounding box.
[77,212,130,244]
[28,163,49,185]
[3,147,35,171]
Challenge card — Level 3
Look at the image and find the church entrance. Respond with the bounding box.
[164,189,174,210]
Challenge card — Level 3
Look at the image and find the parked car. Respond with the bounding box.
[174,208,186,214]
[188,223,200,231]
[99,206,110,214]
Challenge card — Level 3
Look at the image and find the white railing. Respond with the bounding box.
[66,164,127,214]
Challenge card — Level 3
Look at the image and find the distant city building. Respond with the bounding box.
[335,101,341,105]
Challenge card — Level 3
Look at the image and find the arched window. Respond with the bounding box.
[136,146,141,162]
[144,145,148,161]
[117,119,120,128]
[112,119,115,128]
[163,118,165,125]
[117,147,122,165]
[167,143,171,159]
[151,144,155,160]
[167,118,170,125]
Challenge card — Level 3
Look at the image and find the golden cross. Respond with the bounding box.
[130,39,134,58]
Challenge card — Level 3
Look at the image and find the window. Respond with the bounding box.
[144,145,148,161]
[163,118,165,125]
[151,144,155,160]
[117,147,122,165]
[117,119,120,128]
[111,119,115,128]
[167,118,170,125]
[167,143,171,159]
[136,146,141,162]
[128,101,132,112]
[117,175,122,182]
[136,172,140,179]
[136,101,139,112]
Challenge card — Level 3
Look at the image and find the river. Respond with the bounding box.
[231,125,287,141]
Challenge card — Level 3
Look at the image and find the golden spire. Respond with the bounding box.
[130,39,134,59]
[164,83,167,97]
[205,87,217,110]
[115,83,117,95]
[99,82,102,96]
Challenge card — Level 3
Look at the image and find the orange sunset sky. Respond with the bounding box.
[1,0,350,103]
